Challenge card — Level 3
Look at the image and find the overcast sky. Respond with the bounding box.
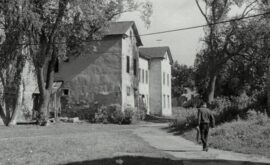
[120,0,206,66]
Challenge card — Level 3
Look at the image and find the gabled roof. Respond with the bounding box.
[104,21,143,46]
[139,46,173,64]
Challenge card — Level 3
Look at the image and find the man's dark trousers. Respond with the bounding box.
[199,123,209,150]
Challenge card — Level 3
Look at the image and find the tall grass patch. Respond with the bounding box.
[183,113,270,157]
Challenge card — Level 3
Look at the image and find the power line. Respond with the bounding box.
[0,11,270,47]
[139,11,270,37]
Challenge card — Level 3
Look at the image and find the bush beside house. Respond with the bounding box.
[61,101,146,125]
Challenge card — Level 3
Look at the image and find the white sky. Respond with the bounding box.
[119,0,206,66]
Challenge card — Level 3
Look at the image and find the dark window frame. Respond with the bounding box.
[126,56,130,73]
[133,58,137,76]
[62,89,70,96]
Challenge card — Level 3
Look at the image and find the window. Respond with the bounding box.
[133,58,137,76]
[147,95,149,107]
[163,95,166,108]
[62,89,70,96]
[163,72,165,85]
[146,95,148,106]
[130,31,132,40]
[167,95,170,108]
[142,69,144,83]
[127,86,131,96]
[138,68,141,81]
[167,74,170,86]
[145,70,148,84]
[54,58,59,73]
[126,56,130,73]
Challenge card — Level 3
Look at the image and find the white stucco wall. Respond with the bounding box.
[17,59,38,122]
[149,59,162,115]
[161,52,172,116]
[138,57,150,114]
[121,27,139,111]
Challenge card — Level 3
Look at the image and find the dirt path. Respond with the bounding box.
[134,123,270,165]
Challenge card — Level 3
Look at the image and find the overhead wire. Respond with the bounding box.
[0,11,269,47]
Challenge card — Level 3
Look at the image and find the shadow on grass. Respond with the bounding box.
[63,156,270,165]
[144,115,174,123]
[161,125,192,136]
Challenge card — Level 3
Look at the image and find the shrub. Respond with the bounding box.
[110,109,124,124]
[246,109,258,121]
[122,107,135,124]
[210,95,254,124]
[94,106,108,123]
[246,109,269,125]
[171,108,198,132]
[93,104,142,124]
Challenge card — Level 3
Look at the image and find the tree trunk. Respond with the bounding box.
[9,83,23,126]
[267,58,270,116]
[38,90,50,125]
[36,66,50,125]
[36,56,56,125]
[207,73,217,104]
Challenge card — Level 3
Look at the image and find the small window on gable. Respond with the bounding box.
[62,89,70,96]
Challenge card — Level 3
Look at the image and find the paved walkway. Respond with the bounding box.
[134,123,270,165]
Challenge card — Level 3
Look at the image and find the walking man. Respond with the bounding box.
[197,102,215,151]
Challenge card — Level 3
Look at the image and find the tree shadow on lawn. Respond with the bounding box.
[63,156,270,165]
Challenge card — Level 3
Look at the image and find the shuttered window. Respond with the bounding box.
[126,56,130,73]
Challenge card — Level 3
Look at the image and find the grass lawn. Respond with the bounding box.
[0,122,168,165]
[182,119,270,158]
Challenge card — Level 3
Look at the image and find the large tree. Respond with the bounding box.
[171,61,195,98]
[0,0,152,125]
[257,0,270,114]
[195,0,259,103]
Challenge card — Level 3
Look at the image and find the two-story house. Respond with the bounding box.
[55,21,142,112]
[139,47,173,116]
[138,54,150,114]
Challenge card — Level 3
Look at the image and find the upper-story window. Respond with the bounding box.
[138,68,141,81]
[167,74,170,86]
[145,70,148,84]
[163,72,165,85]
[142,69,145,83]
[133,58,137,76]
[126,56,130,73]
